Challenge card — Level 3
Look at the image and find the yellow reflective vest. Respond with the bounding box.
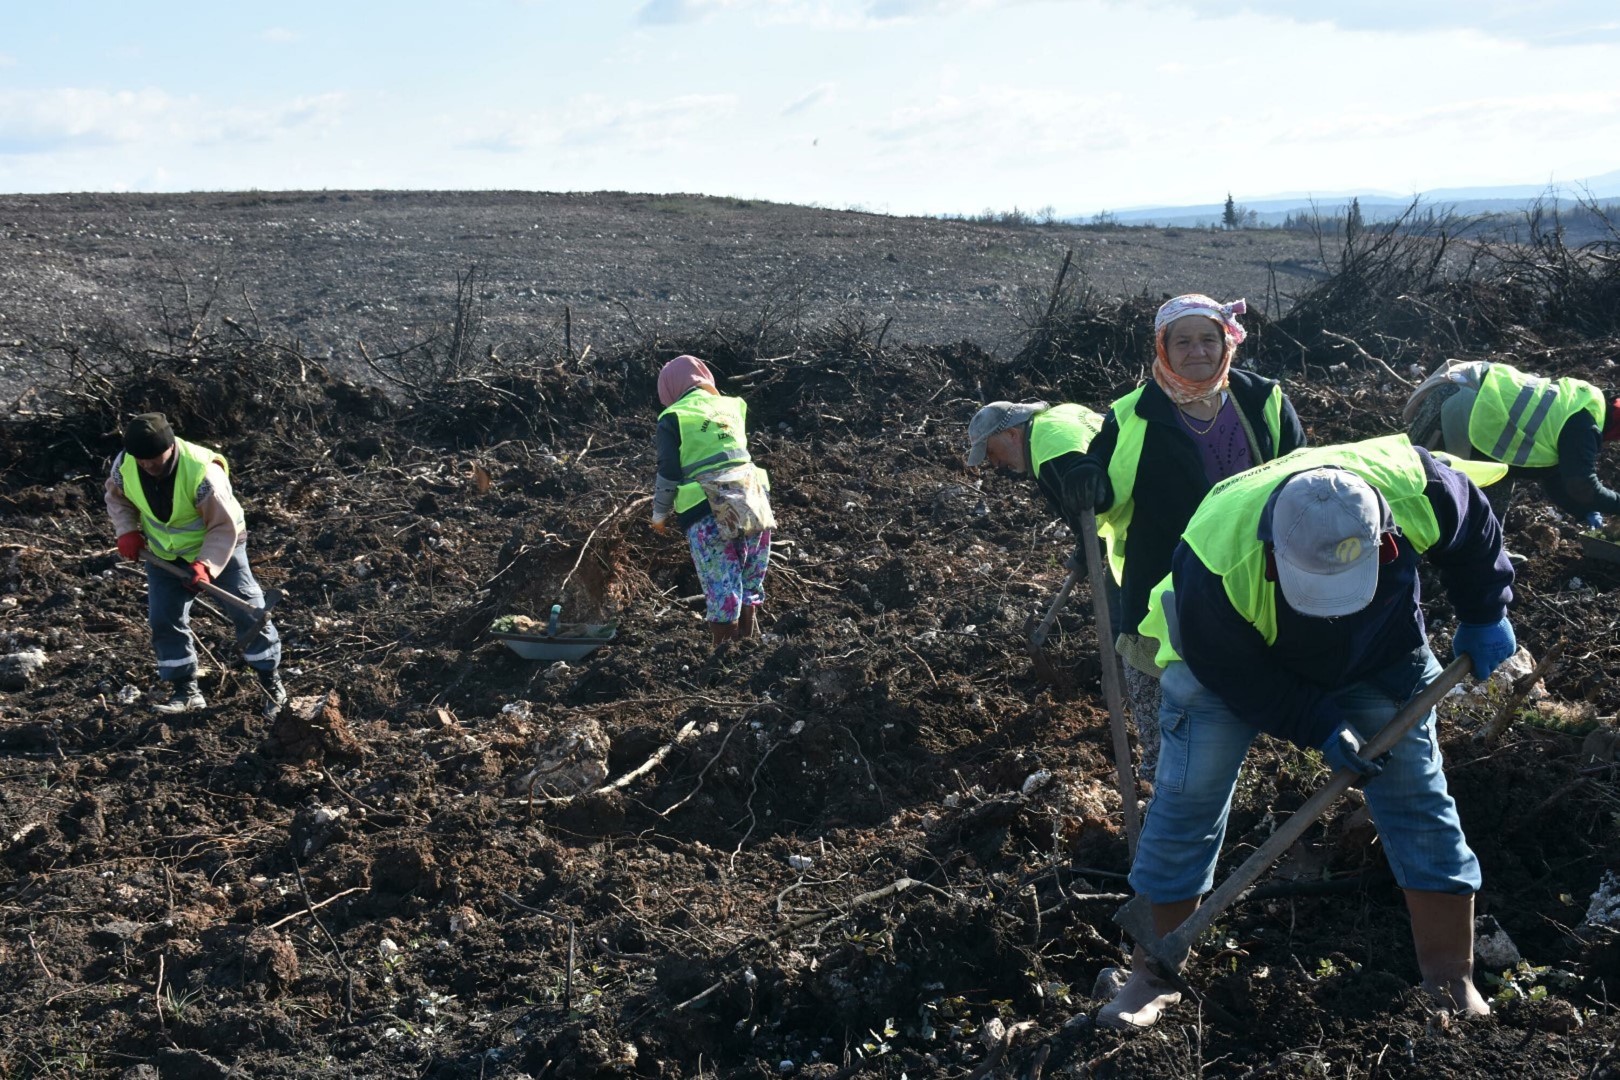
[1468,363,1607,468]
[1139,435,1439,669]
[1027,403,1104,482]
[118,438,240,562]
[1097,381,1286,585]
[659,391,767,514]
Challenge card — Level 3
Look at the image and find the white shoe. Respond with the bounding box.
[1097,965,1182,1030]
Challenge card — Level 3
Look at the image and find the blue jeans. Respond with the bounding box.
[148,543,281,681]
[1129,650,1480,902]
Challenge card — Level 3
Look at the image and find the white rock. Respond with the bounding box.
[1584,870,1620,928]
[787,854,814,871]
[117,684,141,704]
[1091,965,1128,999]
[0,649,47,690]
[1021,770,1053,796]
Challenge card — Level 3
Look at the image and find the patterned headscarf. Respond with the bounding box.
[1151,294,1247,407]
[657,354,717,407]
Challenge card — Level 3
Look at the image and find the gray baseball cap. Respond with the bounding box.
[1269,468,1389,618]
[966,401,1048,466]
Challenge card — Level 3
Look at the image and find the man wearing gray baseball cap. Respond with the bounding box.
[965,400,1107,535]
[1098,434,1516,1030]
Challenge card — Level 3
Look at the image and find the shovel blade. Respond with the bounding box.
[1114,894,1191,973]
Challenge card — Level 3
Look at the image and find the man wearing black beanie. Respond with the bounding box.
[105,413,288,717]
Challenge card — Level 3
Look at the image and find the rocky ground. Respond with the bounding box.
[0,193,1618,1079]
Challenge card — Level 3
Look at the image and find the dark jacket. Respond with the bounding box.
[1085,369,1307,639]
[1172,447,1514,749]
[1518,409,1620,517]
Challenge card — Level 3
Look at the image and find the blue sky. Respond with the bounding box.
[1,1,1617,215]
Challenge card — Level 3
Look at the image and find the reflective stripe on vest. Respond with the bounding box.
[659,391,755,514]
[1468,363,1607,468]
[1028,403,1104,481]
[1139,434,1439,669]
[1097,382,1284,584]
[118,438,236,562]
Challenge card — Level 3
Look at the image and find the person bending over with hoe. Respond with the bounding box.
[106,413,287,717]
[1065,294,1306,780]
[1405,359,1620,529]
[1099,434,1515,1029]
[964,399,1106,534]
[651,355,775,648]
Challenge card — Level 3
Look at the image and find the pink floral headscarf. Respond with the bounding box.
[1151,294,1247,407]
[657,354,716,407]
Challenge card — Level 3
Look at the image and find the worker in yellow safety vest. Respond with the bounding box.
[1405,359,1620,527]
[1097,435,1515,1030]
[651,355,775,648]
[105,413,287,717]
[1061,294,1307,780]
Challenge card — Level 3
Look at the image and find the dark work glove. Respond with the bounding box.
[1320,725,1384,783]
[1058,462,1108,524]
[1453,616,1515,680]
[185,561,213,594]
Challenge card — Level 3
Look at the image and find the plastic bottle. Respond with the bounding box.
[546,604,562,637]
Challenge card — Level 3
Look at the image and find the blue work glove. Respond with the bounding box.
[1453,616,1516,680]
[1585,511,1605,530]
[1320,726,1384,782]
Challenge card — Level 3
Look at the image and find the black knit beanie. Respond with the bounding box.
[123,413,176,458]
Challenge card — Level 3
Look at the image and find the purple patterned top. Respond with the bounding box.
[1178,395,1254,483]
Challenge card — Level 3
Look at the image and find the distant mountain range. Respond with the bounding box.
[1072,170,1620,228]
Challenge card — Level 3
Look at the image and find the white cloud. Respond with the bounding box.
[1272,91,1620,146]
[1116,0,1620,46]
[0,88,345,156]
[463,93,740,154]
[260,27,298,44]
[0,54,15,68]
[635,0,740,24]
[782,83,836,116]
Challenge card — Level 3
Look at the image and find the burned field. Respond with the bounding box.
[2,195,1620,1078]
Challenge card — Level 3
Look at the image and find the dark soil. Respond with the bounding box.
[0,192,1618,1079]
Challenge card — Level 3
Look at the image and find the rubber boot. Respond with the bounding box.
[152,678,206,715]
[1405,889,1491,1017]
[258,669,289,720]
[1097,897,1198,1030]
[737,604,759,640]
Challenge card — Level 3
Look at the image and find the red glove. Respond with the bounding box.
[116,531,146,562]
[186,561,213,593]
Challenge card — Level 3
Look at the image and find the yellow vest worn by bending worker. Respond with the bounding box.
[1468,362,1607,469]
[1137,435,1445,671]
[118,437,242,562]
[1028,403,1104,481]
[1096,382,1285,584]
[660,391,768,514]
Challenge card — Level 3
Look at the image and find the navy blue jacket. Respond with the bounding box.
[1171,447,1514,750]
[1519,410,1620,517]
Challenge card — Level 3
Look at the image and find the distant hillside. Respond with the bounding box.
[1076,169,1620,229]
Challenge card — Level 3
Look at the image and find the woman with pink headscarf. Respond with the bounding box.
[1062,295,1306,783]
[652,355,775,647]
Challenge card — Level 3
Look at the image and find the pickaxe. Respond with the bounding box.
[140,549,281,635]
[1113,655,1472,1010]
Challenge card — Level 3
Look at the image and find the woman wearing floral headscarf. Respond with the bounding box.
[1065,295,1306,779]
[651,354,775,647]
